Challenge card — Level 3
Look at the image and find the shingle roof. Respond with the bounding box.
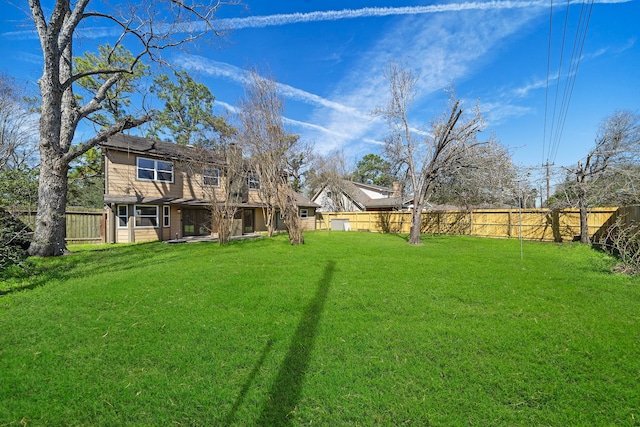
[319,179,411,210]
[104,193,318,208]
[364,196,408,208]
[102,134,224,164]
[292,192,319,208]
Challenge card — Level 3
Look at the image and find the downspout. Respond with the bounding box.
[107,203,116,243]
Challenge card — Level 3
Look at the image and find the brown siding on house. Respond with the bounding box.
[134,228,163,243]
[301,217,316,231]
[247,189,263,204]
[170,205,181,240]
[105,149,231,202]
[253,208,267,232]
[116,229,128,243]
[105,150,185,199]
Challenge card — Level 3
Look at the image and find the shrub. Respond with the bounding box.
[0,208,32,272]
[598,218,640,274]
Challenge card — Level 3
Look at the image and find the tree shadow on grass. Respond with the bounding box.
[256,260,335,426]
[0,241,183,295]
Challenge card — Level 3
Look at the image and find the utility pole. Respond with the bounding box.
[544,160,553,206]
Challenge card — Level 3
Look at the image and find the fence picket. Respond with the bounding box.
[17,208,104,244]
[315,207,634,242]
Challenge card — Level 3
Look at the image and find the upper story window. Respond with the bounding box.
[203,168,220,187]
[247,172,260,190]
[137,157,174,183]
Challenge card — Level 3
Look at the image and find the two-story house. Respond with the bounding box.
[102,134,317,243]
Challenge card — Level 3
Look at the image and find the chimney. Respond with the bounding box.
[392,181,402,197]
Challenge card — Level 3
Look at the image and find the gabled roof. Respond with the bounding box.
[312,179,412,210]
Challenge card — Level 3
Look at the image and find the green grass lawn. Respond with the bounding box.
[1,232,639,426]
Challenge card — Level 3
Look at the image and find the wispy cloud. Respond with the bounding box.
[509,37,637,99]
[3,1,629,161]
[284,118,352,139]
[482,101,535,124]
[175,54,367,119]
[206,70,362,142]
[512,77,550,98]
[583,37,636,60]
[212,100,238,114]
[303,5,546,154]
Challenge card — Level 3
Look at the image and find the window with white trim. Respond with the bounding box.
[135,205,159,228]
[300,208,309,219]
[163,206,170,227]
[117,205,128,228]
[203,168,220,187]
[137,157,174,182]
[247,172,260,189]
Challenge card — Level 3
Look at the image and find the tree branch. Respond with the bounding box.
[58,0,91,54]
[64,114,151,162]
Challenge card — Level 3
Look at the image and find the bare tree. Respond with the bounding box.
[0,73,38,170]
[559,111,640,244]
[185,140,244,245]
[374,62,484,244]
[430,138,518,209]
[306,150,353,211]
[237,69,306,244]
[23,0,238,256]
[0,73,39,271]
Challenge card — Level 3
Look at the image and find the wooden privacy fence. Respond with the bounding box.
[18,207,104,244]
[615,205,640,226]
[10,206,639,245]
[316,207,630,242]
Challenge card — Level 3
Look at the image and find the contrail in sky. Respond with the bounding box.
[2,0,629,38]
[220,0,630,29]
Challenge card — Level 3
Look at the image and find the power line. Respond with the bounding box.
[550,0,595,163]
[547,0,572,164]
[542,0,596,166]
[542,0,555,166]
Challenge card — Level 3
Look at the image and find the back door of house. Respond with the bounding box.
[183,209,210,236]
[243,209,254,234]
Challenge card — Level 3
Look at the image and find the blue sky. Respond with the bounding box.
[1,0,638,184]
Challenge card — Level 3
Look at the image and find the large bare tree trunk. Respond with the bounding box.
[29,31,72,256]
[216,213,234,245]
[575,163,591,245]
[262,204,276,237]
[409,207,423,244]
[278,187,304,245]
[30,153,69,256]
[578,191,590,244]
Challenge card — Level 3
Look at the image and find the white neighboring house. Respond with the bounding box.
[311,180,413,212]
